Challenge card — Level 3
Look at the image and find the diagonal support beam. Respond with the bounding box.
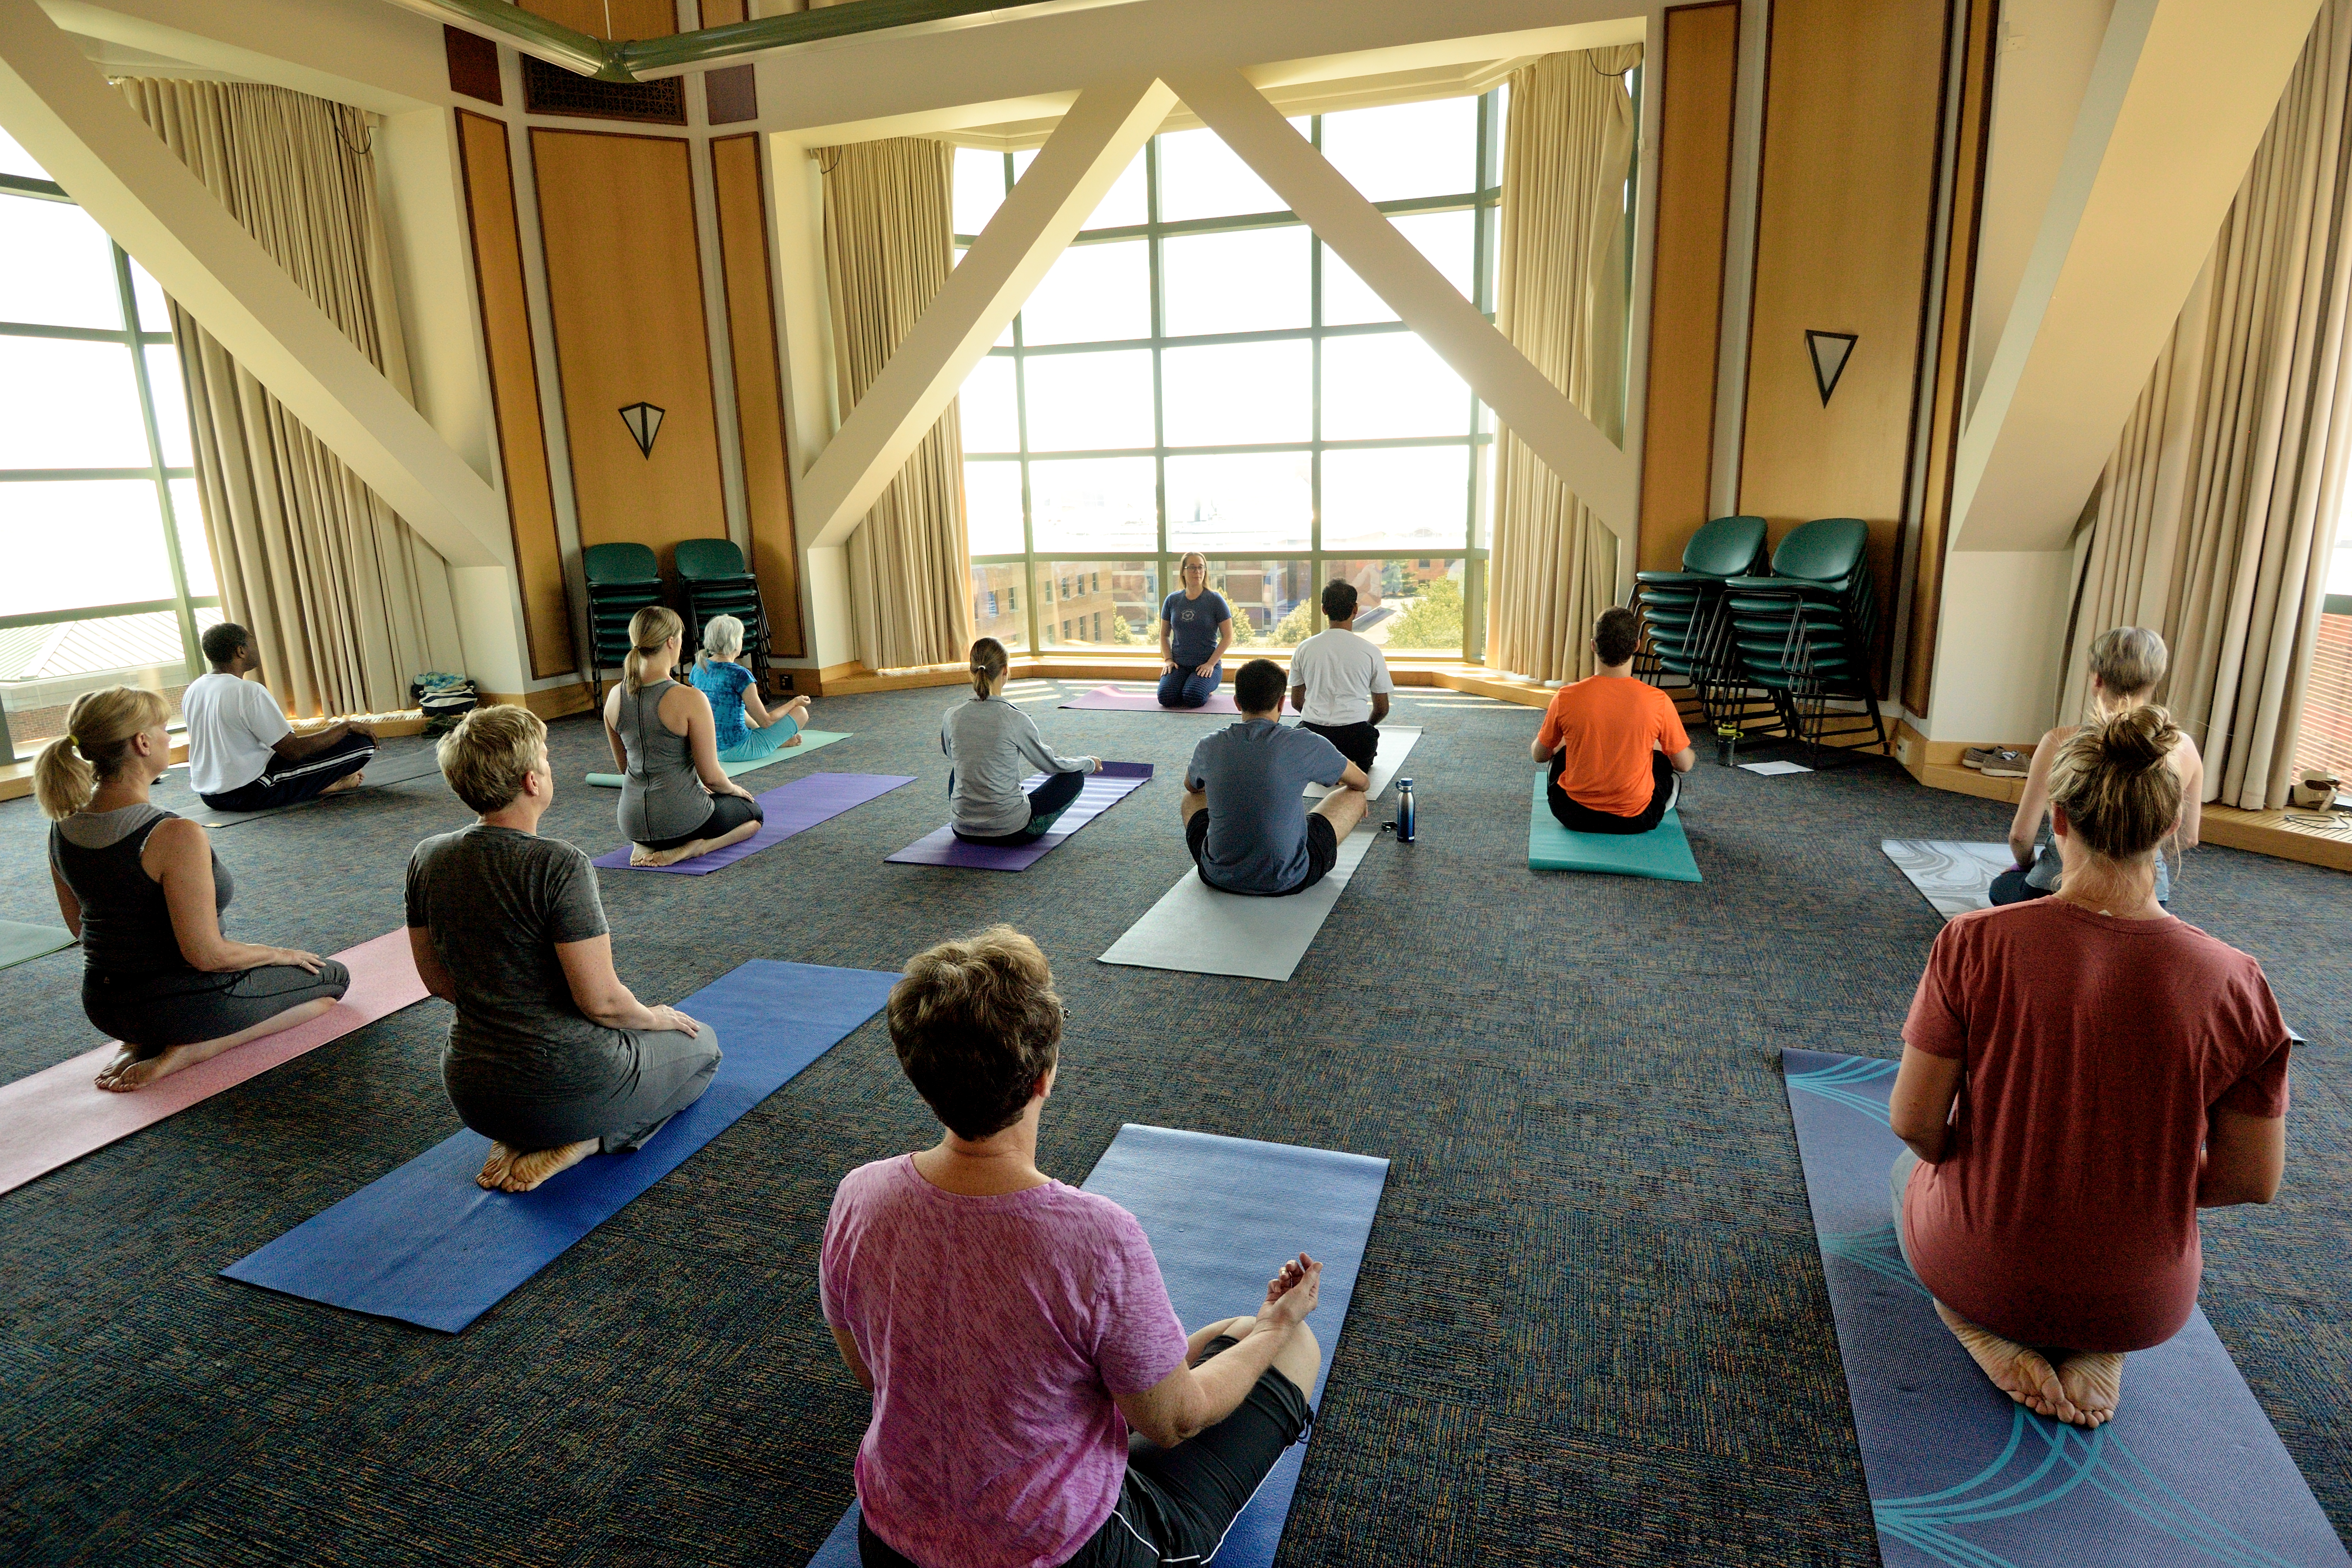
[1166,64,1637,543]
[0,0,510,569]
[1950,0,2319,553]
[798,74,1176,549]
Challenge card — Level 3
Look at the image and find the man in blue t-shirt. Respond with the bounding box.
[1181,659,1370,895]
[1158,552,1234,708]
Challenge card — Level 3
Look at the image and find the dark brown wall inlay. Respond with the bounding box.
[444,24,501,106]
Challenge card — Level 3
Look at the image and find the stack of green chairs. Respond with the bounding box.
[1720,517,1889,761]
[677,538,770,692]
[584,542,665,705]
[1629,515,1768,730]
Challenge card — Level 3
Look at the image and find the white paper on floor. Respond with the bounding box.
[1099,828,1377,982]
[1739,759,1813,776]
[1305,727,1421,802]
[1882,839,2014,921]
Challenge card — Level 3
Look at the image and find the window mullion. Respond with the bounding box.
[113,243,204,682]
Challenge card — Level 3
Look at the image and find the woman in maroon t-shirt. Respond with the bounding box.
[1889,707,2290,1429]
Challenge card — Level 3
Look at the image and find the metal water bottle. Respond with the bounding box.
[1394,778,1416,843]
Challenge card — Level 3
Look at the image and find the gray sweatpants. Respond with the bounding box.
[449,1025,722,1155]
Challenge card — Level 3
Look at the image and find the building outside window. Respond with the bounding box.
[953,93,1503,662]
[0,128,217,763]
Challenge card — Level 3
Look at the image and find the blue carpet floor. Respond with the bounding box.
[0,689,2343,1564]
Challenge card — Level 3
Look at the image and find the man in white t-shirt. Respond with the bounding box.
[1286,580,1393,773]
[181,622,375,811]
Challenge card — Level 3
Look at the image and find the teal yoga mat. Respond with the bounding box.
[586,729,851,787]
[1526,771,1702,881]
[0,920,75,970]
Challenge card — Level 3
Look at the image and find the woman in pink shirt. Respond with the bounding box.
[821,927,1324,1568]
[1889,707,2290,1429]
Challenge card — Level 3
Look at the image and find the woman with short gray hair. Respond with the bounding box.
[689,612,811,764]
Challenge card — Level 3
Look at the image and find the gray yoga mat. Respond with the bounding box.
[1099,828,1376,982]
[1883,839,2013,921]
[1304,726,1419,802]
[0,920,75,971]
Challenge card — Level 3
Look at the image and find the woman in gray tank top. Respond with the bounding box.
[602,605,764,866]
[37,686,350,1091]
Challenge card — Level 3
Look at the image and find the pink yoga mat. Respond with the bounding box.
[1060,684,1240,714]
[0,929,429,1196]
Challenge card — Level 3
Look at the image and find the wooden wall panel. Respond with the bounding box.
[517,0,676,39]
[530,129,729,572]
[711,133,807,658]
[454,110,574,679]
[1903,0,1997,717]
[1639,0,1741,575]
[700,0,748,24]
[1737,0,1952,690]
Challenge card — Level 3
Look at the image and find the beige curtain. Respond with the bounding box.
[120,80,463,718]
[816,137,973,671]
[2060,3,2352,807]
[1486,46,1642,683]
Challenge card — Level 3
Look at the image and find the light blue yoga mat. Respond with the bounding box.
[1526,771,1702,881]
[222,961,897,1332]
[807,1125,1390,1567]
[586,729,851,786]
[1782,1047,2348,1567]
[0,919,75,970]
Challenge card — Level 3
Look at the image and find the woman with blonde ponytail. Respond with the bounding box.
[938,637,1098,845]
[41,686,350,1091]
[601,604,764,866]
[1887,705,2291,1430]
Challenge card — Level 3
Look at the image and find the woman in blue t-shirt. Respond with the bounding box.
[688,615,811,762]
[1158,552,1234,708]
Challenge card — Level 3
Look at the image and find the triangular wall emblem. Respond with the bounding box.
[618,401,666,458]
[1805,331,1858,406]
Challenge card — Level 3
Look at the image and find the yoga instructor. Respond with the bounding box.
[1157,552,1233,709]
[823,926,1323,1568]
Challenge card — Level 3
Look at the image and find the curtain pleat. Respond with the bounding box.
[815,137,973,672]
[1486,46,1641,683]
[2061,4,2352,808]
[120,78,462,717]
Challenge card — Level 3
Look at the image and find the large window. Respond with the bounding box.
[0,129,216,761]
[954,94,1501,660]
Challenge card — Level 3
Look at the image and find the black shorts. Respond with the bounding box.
[857,1336,1312,1568]
[1300,720,1378,773]
[1185,811,1340,897]
[636,791,763,852]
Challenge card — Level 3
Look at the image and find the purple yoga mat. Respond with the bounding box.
[594,773,913,875]
[1060,683,1239,714]
[886,762,1153,871]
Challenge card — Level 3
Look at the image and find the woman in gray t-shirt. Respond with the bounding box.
[407,704,721,1194]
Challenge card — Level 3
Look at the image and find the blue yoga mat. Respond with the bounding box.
[1526,771,1702,881]
[807,1124,1390,1567]
[1780,1047,2348,1567]
[223,962,899,1332]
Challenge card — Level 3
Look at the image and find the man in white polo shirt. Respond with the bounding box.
[181,623,375,811]
[1286,579,1393,773]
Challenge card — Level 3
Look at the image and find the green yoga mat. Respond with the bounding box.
[1526,771,1703,882]
[586,730,851,788]
[0,919,76,970]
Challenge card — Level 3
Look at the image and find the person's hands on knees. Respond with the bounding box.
[649,1006,702,1037]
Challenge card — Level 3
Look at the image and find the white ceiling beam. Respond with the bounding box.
[796,73,1176,550]
[1165,63,1638,543]
[0,0,511,568]
[42,0,443,114]
[1950,0,2320,553]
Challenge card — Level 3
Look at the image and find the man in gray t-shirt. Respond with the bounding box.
[1181,659,1370,895]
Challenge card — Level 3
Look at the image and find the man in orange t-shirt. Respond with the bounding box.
[1529,606,1695,834]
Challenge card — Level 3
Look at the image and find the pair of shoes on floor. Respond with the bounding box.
[1962,746,2029,778]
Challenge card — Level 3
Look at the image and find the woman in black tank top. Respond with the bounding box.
[37,687,351,1092]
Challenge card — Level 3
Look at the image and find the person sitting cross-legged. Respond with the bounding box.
[1181,658,1368,896]
[824,926,1325,1568]
[1529,606,1695,834]
[181,622,375,812]
[605,605,766,867]
[1287,579,1392,773]
[688,613,812,765]
[1888,706,2290,1429]
[407,704,722,1194]
[944,637,1100,846]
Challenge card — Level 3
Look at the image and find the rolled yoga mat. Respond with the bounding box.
[806,1124,1390,1568]
[165,745,449,829]
[0,919,75,971]
[1099,828,1376,982]
[1525,771,1702,881]
[1303,726,1420,803]
[592,772,914,875]
[1061,683,1241,714]
[0,929,428,1196]
[1883,839,2014,921]
[222,960,899,1332]
[885,762,1152,871]
[585,729,852,787]
[1779,1046,2349,1568]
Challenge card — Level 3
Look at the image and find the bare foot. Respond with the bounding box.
[1936,1300,2080,1423]
[322,771,367,795]
[94,1046,157,1092]
[631,838,709,867]
[477,1143,519,1190]
[497,1138,597,1192]
[2055,1351,2125,1427]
